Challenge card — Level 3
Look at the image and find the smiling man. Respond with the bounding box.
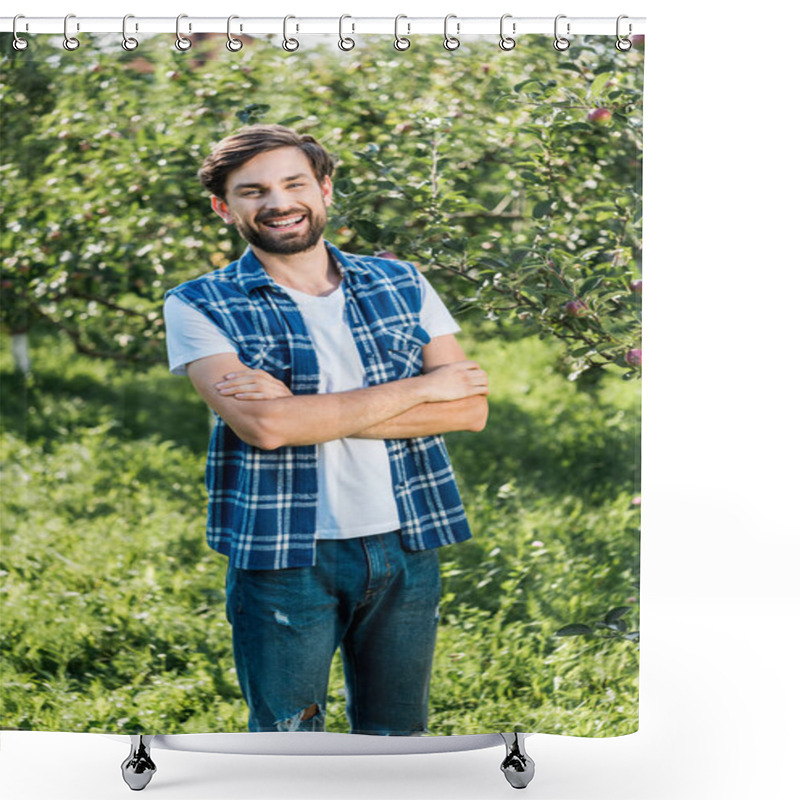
[163,124,488,736]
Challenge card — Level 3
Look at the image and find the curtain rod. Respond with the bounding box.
[1,16,646,37]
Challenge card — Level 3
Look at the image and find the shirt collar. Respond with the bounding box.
[234,240,369,295]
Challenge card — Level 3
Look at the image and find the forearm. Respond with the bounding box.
[238,376,431,450]
[351,396,489,439]
[193,352,488,450]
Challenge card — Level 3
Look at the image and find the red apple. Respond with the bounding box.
[587,108,613,125]
[625,349,642,367]
[631,35,645,49]
[375,250,399,260]
[630,279,642,294]
[564,299,589,317]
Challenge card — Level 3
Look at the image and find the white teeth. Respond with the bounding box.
[266,215,304,228]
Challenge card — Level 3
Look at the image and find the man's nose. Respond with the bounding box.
[262,188,295,211]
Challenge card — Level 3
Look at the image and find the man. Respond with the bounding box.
[164,124,488,736]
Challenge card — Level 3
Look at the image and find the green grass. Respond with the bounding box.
[0,328,639,736]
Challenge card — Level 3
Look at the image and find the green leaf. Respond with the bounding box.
[236,103,271,123]
[556,624,594,637]
[559,123,592,133]
[334,178,355,196]
[353,219,382,243]
[579,276,604,295]
[590,72,613,98]
[278,115,305,127]
[513,78,541,93]
[543,286,574,298]
[533,200,552,219]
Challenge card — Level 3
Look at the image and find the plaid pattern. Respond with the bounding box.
[166,241,471,570]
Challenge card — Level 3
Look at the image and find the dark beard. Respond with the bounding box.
[237,208,327,255]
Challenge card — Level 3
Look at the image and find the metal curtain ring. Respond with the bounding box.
[553,14,570,51]
[121,14,139,51]
[282,15,300,51]
[615,14,632,51]
[63,13,80,51]
[338,14,355,51]
[394,15,411,50]
[227,15,243,51]
[12,15,29,51]
[499,13,516,50]
[443,14,460,51]
[175,14,192,51]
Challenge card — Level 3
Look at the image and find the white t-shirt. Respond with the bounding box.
[164,271,460,540]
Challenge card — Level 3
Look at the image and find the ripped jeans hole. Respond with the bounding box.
[276,703,323,732]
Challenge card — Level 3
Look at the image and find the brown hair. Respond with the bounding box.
[197,124,336,200]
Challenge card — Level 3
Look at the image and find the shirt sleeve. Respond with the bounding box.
[418,271,461,339]
[163,295,238,376]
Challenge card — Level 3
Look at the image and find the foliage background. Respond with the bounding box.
[1,33,642,736]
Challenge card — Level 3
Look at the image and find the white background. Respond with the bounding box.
[3,1,799,798]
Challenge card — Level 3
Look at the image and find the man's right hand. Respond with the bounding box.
[417,360,489,403]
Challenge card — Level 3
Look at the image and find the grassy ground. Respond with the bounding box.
[0,327,639,736]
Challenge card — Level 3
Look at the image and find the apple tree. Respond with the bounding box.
[2,33,642,379]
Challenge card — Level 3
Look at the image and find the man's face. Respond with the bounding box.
[213,147,332,256]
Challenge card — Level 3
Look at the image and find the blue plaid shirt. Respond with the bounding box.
[166,241,472,570]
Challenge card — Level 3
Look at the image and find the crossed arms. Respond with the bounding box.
[186,334,489,451]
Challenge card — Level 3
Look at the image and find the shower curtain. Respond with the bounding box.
[1,23,642,748]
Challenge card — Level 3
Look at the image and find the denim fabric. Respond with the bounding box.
[225,531,441,735]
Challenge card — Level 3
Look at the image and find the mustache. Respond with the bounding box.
[255,209,309,223]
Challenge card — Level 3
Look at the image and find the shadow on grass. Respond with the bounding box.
[3,366,639,503]
[447,395,639,503]
[1,365,210,454]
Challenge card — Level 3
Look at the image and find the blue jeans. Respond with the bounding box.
[225,531,441,735]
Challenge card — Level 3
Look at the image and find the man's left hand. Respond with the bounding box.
[216,369,293,401]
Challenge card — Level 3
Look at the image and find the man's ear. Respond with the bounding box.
[211,196,234,224]
[321,176,333,208]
